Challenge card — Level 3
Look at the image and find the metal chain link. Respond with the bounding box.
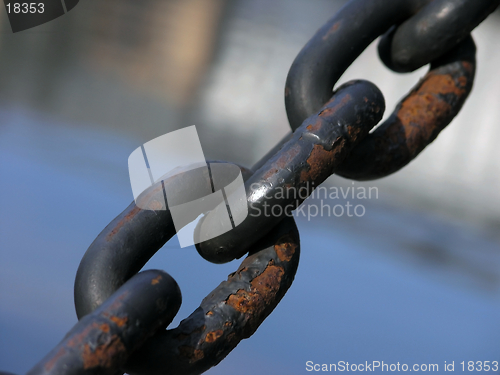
[11,0,498,374]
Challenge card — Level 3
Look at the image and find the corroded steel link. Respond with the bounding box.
[28,270,181,375]
[73,167,301,375]
[285,0,431,131]
[378,0,499,72]
[336,36,476,180]
[122,217,300,375]
[2,2,494,375]
[195,80,384,264]
[74,162,253,319]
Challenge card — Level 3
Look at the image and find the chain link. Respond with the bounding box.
[15,0,499,374]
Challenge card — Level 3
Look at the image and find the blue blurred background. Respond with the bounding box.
[1,1,499,374]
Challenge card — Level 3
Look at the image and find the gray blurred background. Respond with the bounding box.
[1,1,499,374]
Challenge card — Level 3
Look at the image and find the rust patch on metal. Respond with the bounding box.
[226,263,284,315]
[175,325,206,341]
[322,20,342,40]
[44,347,66,371]
[179,346,204,362]
[205,329,223,343]
[206,311,214,316]
[100,323,110,333]
[82,335,126,370]
[394,72,466,155]
[418,73,466,97]
[109,315,128,328]
[106,205,141,241]
[151,275,162,285]
[66,322,99,348]
[275,236,297,262]
[318,94,351,118]
[300,144,337,182]
[306,119,322,132]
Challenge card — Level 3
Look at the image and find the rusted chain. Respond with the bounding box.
[378,0,500,72]
[74,189,299,375]
[74,162,253,318]
[123,217,299,375]
[28,270,182,375]
[196,80,384,264]
[8,1,499,375]
[336,36,476,180]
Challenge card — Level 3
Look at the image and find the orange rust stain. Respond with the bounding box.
[44,347,66,371]
[148,199,163,210]
[226,264,284,315]
[106,205,141,241]
[82,335,126,370]
[299,144,337,182]
[306,119,322,132]
[318,94,352,118]
[275,236,297,262]
[394,72,465,155]
[419,73,467,97]
[100,323,110,333]
[206,311,214,316]
[109,315,128,328]
[205,329,223,343]
[224,321,232,327]
[322,20,342,40]
[151,275,162,285]
[66,322,101,348]
[179,346,204,362]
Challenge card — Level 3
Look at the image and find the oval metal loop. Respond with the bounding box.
[195,80,384,264]
[29,270,182,375]
[73,163,300,375]
[284,0,431,131]
[336,36,476,180]
[378,0,499,72]
[74,162,253,318]
[123,217,300,375]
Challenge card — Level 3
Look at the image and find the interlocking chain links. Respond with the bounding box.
[74,195,299,375]
[123,218,299,375]
[74,161,254,318]
[28,271,182,375]
[19,1,498,375]
[194,0,493,263]
[285,0,496,130]
[196,80,384,263]
[71,159,300,375]
[335,36,476,180]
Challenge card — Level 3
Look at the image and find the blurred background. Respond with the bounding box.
[1,0,499,374]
